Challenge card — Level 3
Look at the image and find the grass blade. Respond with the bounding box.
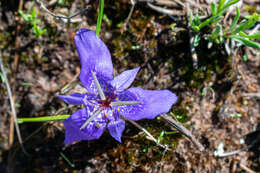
[96,0,104,36]
[239,31,260,39]
[229,35,260,49]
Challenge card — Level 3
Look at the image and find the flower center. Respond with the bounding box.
[100,96,113,109]
[80,71,140,130]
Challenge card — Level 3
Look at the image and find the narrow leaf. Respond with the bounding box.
[199,16,218,30]
[232,15,258,34]
[96,0,104,36]
[211,2,217,16]
[239,31,260,39]
[231,7,240,30]
[217,0,226,13]
[229,35,260,49]
[218,0,240,15]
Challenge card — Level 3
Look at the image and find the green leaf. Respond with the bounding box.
[229,113,242,118]
[195,14,200,25]
[239,31,260,39]
[211,2,217,16]
[217,0,226,13]
[21,82,33,86]
[193,34,201,47]
[219,0,240,15]
[18,10,29,22]
[229,35,260,49]
[0,72,5,83]
[198,16,219,30]
[96,0,104,36]
[189,11,194,26]
[189,12,200,32]
[242,55,247,62]
[211,16,223,24]
[232,13,259,34]
[157,131,165,144]
[214,38,220,44]
[223,0,240,8]
[210,25,222,40]
[103,14,112,27]
[116,21,124,28]
[31,8,36,18]
[18,10,25,17]
[230,7,240,30]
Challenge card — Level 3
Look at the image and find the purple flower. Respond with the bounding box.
[57,28,177,145]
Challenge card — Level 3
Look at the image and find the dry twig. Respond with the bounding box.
[0,53,28,155]
[13,0,24,73]
[60,72,80,94]
[239,163,256,173]
[160,114,205,151]
[121,0,136,30]
[127,119,170,151]
[242,93,260,98]
[35,0,88,23]
[147,2,185,16]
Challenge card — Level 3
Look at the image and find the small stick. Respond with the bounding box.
[239,163,256,173]
[123,0,136,29]
[35,0,89,23]
[54,105,75,116]
[155,0,185,8]
[147,3,185,16]
[8,115,14,147]
[242,93,260,98]
[216,149,242,157]
[60,72,79,94]
[160,114,205,151]
[127,119,170,151]
[0,54,28,155]
[13,0,24,73]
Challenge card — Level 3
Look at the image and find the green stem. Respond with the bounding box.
[18,114,70,124]
[96,0,104,36]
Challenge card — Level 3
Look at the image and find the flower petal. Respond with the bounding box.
[111,67,140,91]
[64,108,106,145]
[56,93,85,105]
[118,87,177,120]
[74,28,113,92]
[108,119,125,143]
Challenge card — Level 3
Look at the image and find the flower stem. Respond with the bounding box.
[17,114,70,124]
[96,0,104,36]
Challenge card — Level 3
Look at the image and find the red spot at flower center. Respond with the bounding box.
[100,96,113,109]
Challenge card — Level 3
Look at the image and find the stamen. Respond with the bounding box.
[111,101,140,107]
[80,108,103,130]
[91,71,106,101]
[95,123,102,128]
